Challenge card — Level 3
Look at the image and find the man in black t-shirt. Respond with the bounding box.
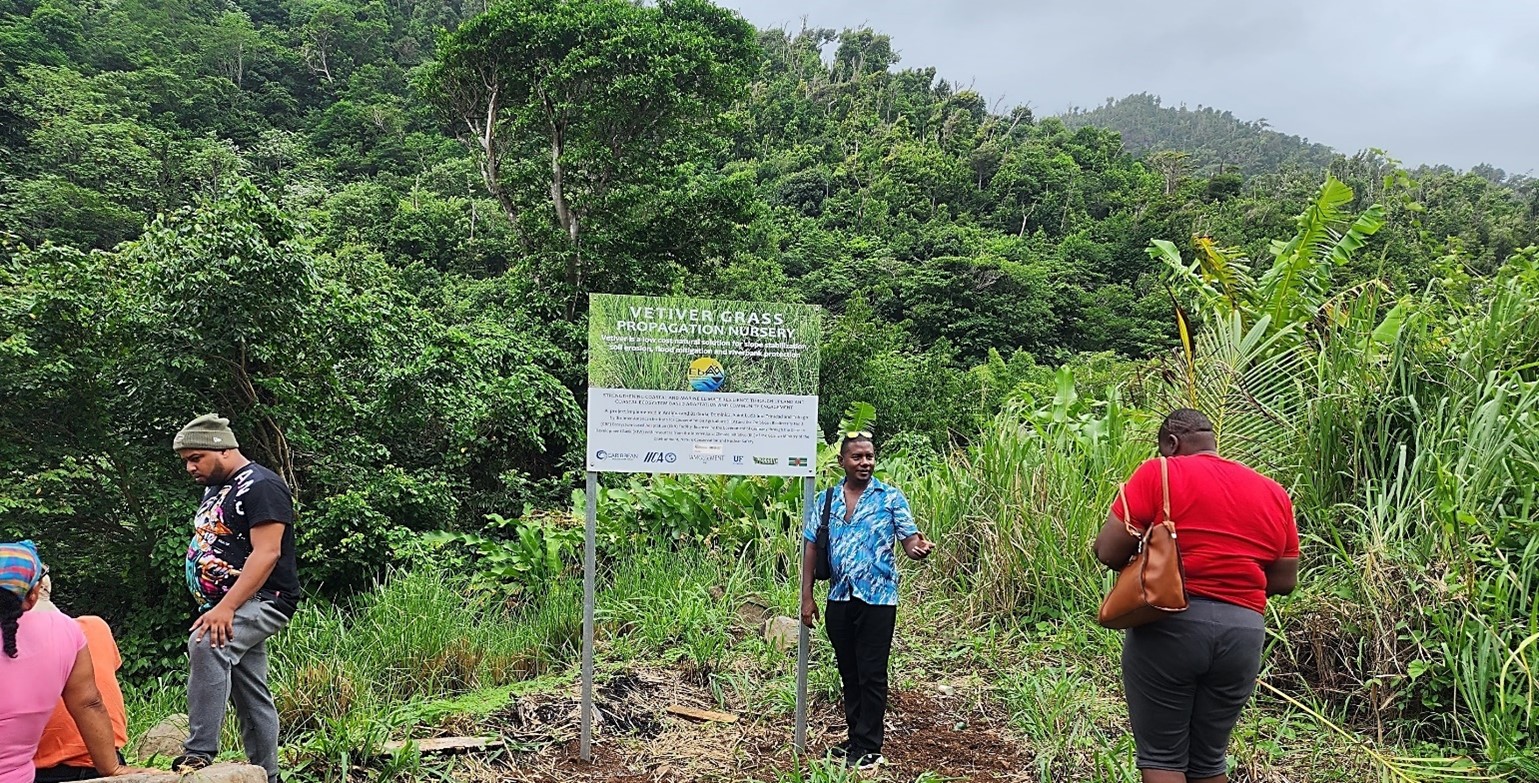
[170,414,300,783]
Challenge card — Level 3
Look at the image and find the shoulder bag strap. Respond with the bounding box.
[1117,484,1139,538]
[820,486,834,532]
[1159,456,1172,527]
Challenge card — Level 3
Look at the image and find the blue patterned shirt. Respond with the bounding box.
[802,476,920,606]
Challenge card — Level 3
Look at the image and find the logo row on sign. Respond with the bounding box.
[593,450,808,467]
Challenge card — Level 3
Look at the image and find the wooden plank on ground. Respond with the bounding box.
[381,736,504,754]
[666,704,739,723]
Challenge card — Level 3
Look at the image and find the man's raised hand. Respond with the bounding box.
[903,533,935,560]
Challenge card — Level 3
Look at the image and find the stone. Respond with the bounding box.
[764,615,802,652]
[935,684,956,697]
[77,763,265,783]
[129,713,188,761]
[186,764,267,783]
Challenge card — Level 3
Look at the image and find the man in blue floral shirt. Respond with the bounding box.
[800,433,934,770]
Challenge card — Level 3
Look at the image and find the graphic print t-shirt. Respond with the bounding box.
[185,462,300,616]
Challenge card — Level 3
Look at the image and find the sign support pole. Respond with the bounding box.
[794,474,815,754]
[580,471,597,761]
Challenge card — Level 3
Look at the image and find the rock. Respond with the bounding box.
[185,764,267,783]
[77,763,265,783]
[935,684,956,697]
[764,615,801,652]
[130,713,188,761]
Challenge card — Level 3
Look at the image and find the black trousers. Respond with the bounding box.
[35,752,124,783]
[1121,597,1265,777]
[35,768,101,783]
[825,598,897,755]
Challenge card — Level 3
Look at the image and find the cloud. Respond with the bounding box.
[724,0,1539,173]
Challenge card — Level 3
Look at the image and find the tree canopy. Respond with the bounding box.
[2,0,1536,690]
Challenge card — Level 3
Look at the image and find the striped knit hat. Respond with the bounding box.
[0,540,43,600]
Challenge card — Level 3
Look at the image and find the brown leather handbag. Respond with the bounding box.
[1098,456,1189,629]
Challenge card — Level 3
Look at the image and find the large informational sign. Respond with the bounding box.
[586,294,821,476]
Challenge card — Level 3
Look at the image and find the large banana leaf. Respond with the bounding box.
[1258,175,1386,328]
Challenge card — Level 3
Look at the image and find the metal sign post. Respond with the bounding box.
[794,475,815,754]
[580,471,597,761]
[580,293,822,763]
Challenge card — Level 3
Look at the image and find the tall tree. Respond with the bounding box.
[423,0,758,307]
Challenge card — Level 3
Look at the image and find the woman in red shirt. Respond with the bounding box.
[1093,410,1300,783]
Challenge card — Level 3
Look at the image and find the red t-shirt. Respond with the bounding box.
[1111,454,1298,613]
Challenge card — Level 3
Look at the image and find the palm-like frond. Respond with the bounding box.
[1149,176,1389,470]
[1149,239,1231,319]
[837,401,876,436]
[1194,236,1254,312]
[1156,311,1309,471]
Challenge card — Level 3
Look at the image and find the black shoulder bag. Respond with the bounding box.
[813,487,834,581]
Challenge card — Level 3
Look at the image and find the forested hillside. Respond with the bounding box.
[3,1,1539,779]
[1061,95,1538,260]
[1061,93,1340,175]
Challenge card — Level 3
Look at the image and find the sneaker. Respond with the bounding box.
[171,753,212,773]
[825,740,852,760]
[847,752,885,771]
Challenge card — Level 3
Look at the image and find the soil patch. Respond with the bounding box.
[450,666,1031,782]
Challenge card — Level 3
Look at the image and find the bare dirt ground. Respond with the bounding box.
[442,667,1030,782]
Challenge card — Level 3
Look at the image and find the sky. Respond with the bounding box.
[721,0,1539,175]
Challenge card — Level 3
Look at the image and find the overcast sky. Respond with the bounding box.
[722,0,1539,175]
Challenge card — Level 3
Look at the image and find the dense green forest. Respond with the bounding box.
[1062,93,1341,175]
[3,0,1538,780]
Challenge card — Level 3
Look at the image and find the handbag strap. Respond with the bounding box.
[1159,455,1173,528]
[1120,456,1174,538]
[1117,484,1138,537]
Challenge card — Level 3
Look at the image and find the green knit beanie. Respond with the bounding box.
[173,413,240,451]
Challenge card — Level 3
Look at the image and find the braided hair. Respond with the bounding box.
[1,589,20,658]
[1158,408,1214,441]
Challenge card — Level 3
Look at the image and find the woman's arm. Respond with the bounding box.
[1093,512,1140,570]
[1265,557,1299,596]
[61,647,123,777]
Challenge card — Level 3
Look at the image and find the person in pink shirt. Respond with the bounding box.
[0,541,142,783]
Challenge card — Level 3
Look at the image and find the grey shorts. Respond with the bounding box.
[1121,597,1265,777]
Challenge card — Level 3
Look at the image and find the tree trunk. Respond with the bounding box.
[551,130,581,291]
[230,352,298,496]
[466,84,521,233]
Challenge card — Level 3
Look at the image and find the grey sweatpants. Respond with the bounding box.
[185,598,291,783]
[1121,597,1265,778]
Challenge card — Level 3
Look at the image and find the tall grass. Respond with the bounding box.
[267,569,582,735]
[1284,255,1539,774]
[904,380,1149,622]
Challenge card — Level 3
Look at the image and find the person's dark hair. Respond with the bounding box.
[1,589,21,658]
[839,434,874,455]
[1159,408,1214,443]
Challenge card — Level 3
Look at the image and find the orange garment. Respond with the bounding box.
[32,616,129,770]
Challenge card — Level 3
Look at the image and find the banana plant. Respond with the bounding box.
[1149,176,1398,466]
[1151,174,1387,342]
